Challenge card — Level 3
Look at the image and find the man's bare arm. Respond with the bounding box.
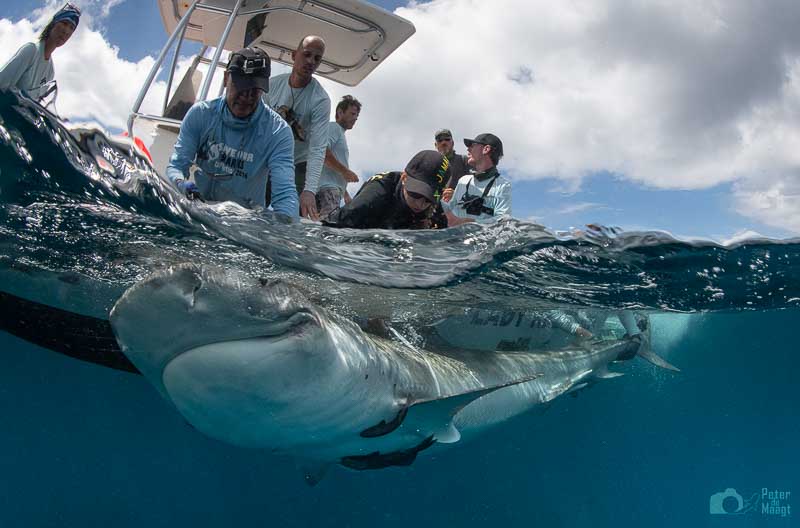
[324,148,358,182]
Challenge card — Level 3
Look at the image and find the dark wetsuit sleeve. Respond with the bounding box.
[445,154,469,189]
[323,177,390,229]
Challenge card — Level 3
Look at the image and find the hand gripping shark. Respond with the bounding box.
[109,264,678,482]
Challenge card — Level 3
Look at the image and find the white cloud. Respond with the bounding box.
[2,0,800,233]
[556,202,608,215]
[1,6,178,131]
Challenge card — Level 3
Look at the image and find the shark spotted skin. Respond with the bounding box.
[109,264,670,474]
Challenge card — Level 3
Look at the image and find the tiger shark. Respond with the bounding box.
[108,264,678,482]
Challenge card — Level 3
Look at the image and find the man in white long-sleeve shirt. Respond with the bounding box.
[266,35,331,220]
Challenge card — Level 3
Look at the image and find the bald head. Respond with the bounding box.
[298,35,326,52]
[290,35,326,86]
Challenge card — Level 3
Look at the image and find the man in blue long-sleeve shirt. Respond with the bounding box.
[166,48,297,217]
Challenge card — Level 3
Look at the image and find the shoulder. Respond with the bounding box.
[8,42,38,63]
[269,73,290,85]
[267,74,289,99]
[310,78,331,103]
[366,171,399,186]
[456,174,474,186]
[327,121,344,136]
[20,42,39,56]
[495,173,512,187]
[182,98,217,127]
[187,97,217,115]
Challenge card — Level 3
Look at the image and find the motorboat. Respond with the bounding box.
[128,0,416,175]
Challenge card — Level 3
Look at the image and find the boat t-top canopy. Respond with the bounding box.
[157,0,415,86]
[128,0,415,174]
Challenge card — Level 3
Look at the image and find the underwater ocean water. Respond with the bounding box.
[1,90,798,527]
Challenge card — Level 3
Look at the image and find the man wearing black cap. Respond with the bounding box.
[441,133,512,225]
[322,150,448,229]
[434,128,470,191]
[166,48,297,216]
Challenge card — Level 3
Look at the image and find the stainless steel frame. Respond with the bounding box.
[128,0,388,137]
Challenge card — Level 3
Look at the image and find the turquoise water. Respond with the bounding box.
[1,312,796,526]
[1,90,798,526]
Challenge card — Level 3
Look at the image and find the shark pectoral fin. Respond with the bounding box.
[401,374,542,443]
[566,382,589,397]
[360,406,409,438]
[433,423,461,444]
[594,366,625,379]
[546,369,592,402]
[341,436,436,471]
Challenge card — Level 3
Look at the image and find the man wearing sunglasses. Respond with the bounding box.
[441,133,512,226]
[166,48,297,216]
[322,150,448,229]
[434,128,470,191]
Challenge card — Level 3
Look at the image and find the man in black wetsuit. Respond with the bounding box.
[322,150,448,229]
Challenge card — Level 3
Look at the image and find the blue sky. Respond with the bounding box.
[2,1,799,240]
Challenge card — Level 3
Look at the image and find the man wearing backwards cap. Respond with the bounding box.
[441,133,512,225]
[323,150,448,229]
[0,3,80,102]
[166,48,297,216]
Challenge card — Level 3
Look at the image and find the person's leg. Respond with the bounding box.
[294,162,307,195]
[316,188,343,221]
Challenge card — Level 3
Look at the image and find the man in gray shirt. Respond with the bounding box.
[265,35,331,220]
[317,95,361,220]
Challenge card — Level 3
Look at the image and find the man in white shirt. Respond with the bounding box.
[441,133,512,226]
[265,35,331,220]
[317,95,361,220]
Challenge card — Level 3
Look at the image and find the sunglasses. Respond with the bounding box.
[436,136,452,142]
[61,2,81,14]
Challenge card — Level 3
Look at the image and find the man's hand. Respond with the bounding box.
[343,169,359,183]
[445,209,474,226]
[344,191,352,204]
[441,187,454,202]
[575,327,593,339]
[176,179,204,201]
[300,190,319,220]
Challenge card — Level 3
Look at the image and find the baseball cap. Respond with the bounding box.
[404,150,448,202]
[464,133,504,157]
[435,128,453,141]
[226,48,270,92]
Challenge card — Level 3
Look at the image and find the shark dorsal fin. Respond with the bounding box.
[360,374,541,443]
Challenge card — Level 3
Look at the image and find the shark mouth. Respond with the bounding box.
[174,309,319,357]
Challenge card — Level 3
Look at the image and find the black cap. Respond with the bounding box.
[464,133,503,157]
[226,48,270,92]
[404,150,448,202]
[434,128,453,141]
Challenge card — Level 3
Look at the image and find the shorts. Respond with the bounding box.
[316,187,343,220]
